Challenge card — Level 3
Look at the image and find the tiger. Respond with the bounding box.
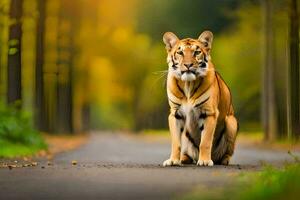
[162,30,238,167]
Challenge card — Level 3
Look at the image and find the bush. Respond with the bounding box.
[0,102,47,157]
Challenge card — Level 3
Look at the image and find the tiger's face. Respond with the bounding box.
[163,31,214,82]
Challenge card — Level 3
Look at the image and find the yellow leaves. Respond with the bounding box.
[98,0,138,27]
[89,57,131,104]
[75,1,167,129]
[111,27,132,45]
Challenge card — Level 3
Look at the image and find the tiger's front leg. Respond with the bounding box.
[197,110,219,167]
[163,113,182,167]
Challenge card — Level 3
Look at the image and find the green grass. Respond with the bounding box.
[236,163,300,200]
[0,140,45,158]
[0,102,47,158]
[180,161,300,200]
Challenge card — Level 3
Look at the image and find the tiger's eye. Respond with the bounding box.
[194,51,201,56]
[177,51,184,55]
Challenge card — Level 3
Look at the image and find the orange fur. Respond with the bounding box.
[163,31,238,167]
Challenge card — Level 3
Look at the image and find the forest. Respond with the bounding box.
[0,0,299,156]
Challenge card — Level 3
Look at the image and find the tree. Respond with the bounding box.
[262,0,278,141]
[289,0,300,139]
[42,0,60,132]
[56,0,77,133]
[0,0,10,103]
[7,0,23,104]
[35,0,46,130]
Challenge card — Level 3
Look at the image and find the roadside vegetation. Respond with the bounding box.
[0,102,47,158]
[181,155,300,200]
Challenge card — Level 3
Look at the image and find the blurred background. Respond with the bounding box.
[0,0,299,157]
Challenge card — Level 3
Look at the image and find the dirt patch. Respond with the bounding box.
[43,133,89,156]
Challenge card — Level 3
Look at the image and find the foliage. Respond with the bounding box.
[236,163,300,200]
[136,0,240,40]
[180,162,300,200]
[79,0,269,131]
[0,102,47,157]
[0,0,292,133]
[77,0,169,130]
[212,4,263,127]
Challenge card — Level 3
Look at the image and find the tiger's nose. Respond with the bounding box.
[184,63,194,68]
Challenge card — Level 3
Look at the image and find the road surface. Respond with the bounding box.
[0,132,297,200]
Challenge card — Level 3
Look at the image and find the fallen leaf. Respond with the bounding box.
[71,160,77,165]
[8,165,16,170]
[23,157,29,161]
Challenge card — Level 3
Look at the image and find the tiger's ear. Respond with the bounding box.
[163,32,179,52]
[198,30,213,52]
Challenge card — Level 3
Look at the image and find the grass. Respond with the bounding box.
[180,159,300,200]
[0,140,45,158]
[0,102,47,158]
[235,163,300,200]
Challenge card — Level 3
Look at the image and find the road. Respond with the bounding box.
[0,132,298,200]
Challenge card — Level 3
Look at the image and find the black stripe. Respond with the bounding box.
[199,124,204,132]
[194,96,210,108]
[184,153,193,161]
[171,56,178,69]
[174,110,184,120]
[190,79,202,98]
[169,99,181,107]
[176,80,185,96]
[214,125,226,148]
[186,131,198,149]
[199,113,207,119]
[181,153,194,164]
[193,84,211,100]
[204,54,208,62]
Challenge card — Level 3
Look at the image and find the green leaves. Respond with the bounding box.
[0,103,47,158]
[8,47,18,55]
[8,39,20,55]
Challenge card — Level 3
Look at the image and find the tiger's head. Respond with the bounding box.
[163,30,214,82]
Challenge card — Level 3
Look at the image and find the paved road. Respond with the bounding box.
[0,132,298,200]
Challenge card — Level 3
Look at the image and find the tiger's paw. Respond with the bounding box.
[197,159,214,167]
[163,159,181,167]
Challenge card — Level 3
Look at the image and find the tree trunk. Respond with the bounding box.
[262,0,278,141]
[43,0,60,133]
[35,0,46,130]
[289,0,300,139]
[0,0,10,102]
[56,0,81,133]
[7,0,23,105]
